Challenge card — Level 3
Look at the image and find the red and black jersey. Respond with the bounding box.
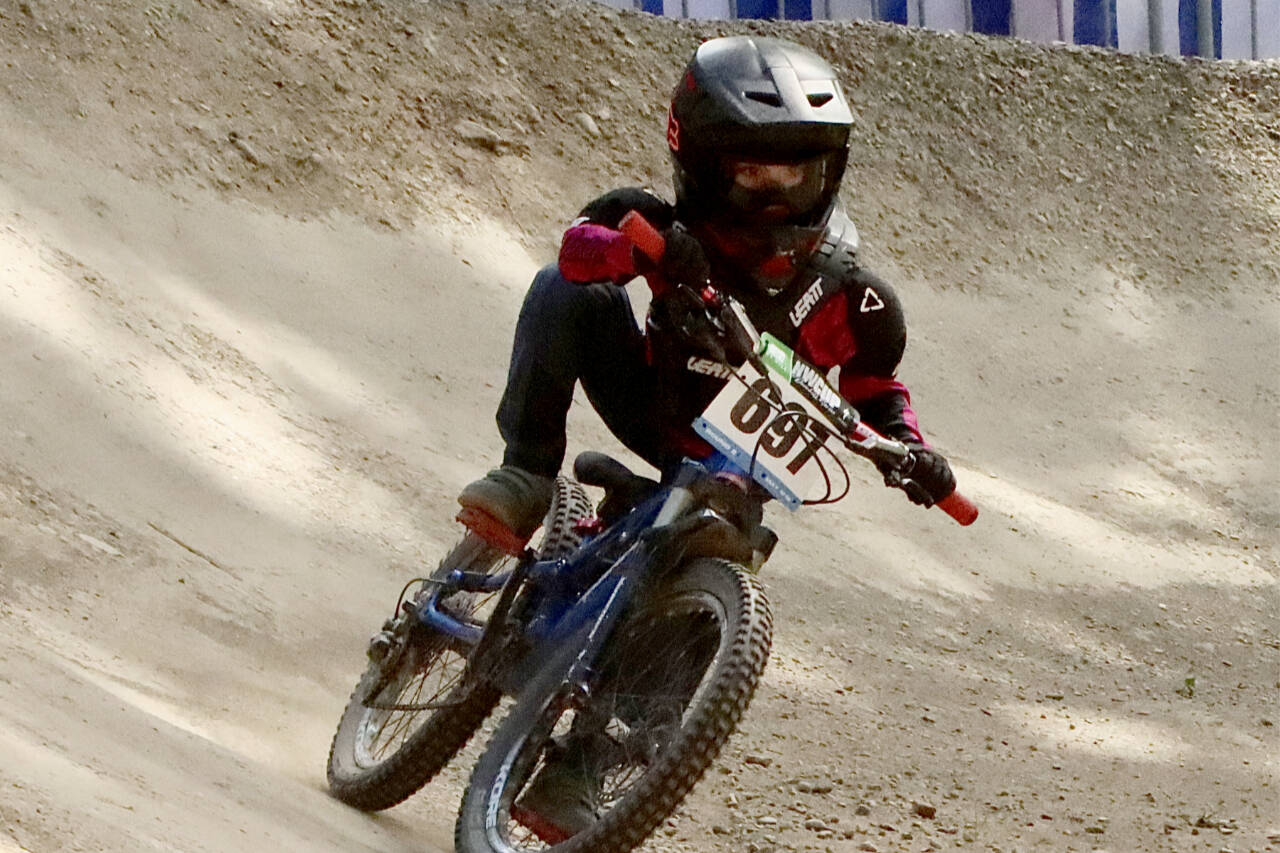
[557,187,927,451]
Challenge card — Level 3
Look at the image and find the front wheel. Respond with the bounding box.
[455,558,773,853]
[327,478,592,811]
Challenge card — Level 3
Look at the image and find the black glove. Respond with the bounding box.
[641,226,710,288]
[651,285,727,361]
[896,446,956,508]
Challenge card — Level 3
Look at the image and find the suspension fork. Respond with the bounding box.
[654,485,694,526]
[459,549,541,686]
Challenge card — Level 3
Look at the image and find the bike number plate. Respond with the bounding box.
[693,363,833,510]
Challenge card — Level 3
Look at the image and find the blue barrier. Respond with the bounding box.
[972,0,1013,34]
[593,0,1273,57]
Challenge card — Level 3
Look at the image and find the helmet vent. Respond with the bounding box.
[744,90,783,107]
[807,92,835,107]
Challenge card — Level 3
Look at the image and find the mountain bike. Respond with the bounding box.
[325,211,976,853]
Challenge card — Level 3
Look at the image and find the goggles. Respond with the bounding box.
[719,156,829,225]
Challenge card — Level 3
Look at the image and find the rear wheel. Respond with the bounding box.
[455,558,772,853]
[327,478,591,811]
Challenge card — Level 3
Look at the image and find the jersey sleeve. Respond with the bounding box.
[558,188,675,285]
[833,270,928,446]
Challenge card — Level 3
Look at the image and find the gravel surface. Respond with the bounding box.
[1,2,1276,851]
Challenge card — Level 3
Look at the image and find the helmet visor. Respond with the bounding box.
[719,156,829,225]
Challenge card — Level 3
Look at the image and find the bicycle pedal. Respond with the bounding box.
[457,506,529,556]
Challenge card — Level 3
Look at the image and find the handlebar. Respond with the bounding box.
[936,492,979,525]
[619,211,977,527]
[620,210,666,269]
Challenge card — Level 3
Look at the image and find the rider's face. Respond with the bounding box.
[728,161,810,191]
[720,157,827,224]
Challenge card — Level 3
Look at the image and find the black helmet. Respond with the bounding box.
[670,36,849,230]
[667,37,854,293]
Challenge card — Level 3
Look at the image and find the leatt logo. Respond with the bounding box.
[666,108,680,152]
[686,356,732,379]
[789,277,825,327]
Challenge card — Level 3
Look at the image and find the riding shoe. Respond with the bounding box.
[512,749,601,841]
[457,465,554,540]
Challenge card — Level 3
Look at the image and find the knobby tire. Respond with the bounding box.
[326,478,592,811]
[454,558,773,853]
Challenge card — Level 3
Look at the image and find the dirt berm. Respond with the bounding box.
[0,1,1276,851]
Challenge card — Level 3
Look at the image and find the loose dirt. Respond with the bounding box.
[1,1,1276,851]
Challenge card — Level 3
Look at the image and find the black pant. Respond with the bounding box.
[497,265,674,478]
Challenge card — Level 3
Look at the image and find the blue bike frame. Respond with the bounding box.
[409,454,744,699]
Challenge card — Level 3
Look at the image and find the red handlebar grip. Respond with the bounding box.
[619,210,666,264]
[936,491,978,526]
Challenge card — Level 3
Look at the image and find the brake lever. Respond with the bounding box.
[877,450,932,505]
[876,443,979,524]
[668,283,729,363]
[718,293,767,373]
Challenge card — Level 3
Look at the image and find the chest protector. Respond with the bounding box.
[643,208,865,431]
[730,207,862,350]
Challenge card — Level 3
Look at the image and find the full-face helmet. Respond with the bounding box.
[668,36,854,293]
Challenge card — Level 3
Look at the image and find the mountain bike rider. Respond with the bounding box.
[454,36,958,839]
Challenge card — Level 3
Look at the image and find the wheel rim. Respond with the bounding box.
[352,634,473,769]
[485,589,731,850]
[342,482,590,779]
[352,554,515,770]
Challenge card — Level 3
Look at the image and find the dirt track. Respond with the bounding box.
[0,1,1277,851]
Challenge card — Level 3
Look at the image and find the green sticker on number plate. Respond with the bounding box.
[757,333,794,381]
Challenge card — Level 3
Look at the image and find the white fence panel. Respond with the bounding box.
[825,0,878,20]
[1013,0,1067,41]
[1260,0,1280,59]
[1116,0,1151,51]
[686,0,737,15]
[1143,0,1181,54]
[1219,0,1249,57]
[921,0,971,30]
